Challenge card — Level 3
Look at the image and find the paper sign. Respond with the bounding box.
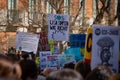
[70,34,86,48]
[65,48,84,62]
[39,51,52,70]
[47,55,59,70]
[91,25,120,73]
[48,14,69,41]
[38,32,50,51]
[16,32,39,54]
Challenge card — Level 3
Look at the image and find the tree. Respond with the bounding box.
[117,0,120,26]
[94,0,118,26]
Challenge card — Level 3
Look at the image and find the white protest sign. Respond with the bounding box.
[91,25,120,73]
[16,32,39,54]
[39,51,52,70]
[48,14,69,41]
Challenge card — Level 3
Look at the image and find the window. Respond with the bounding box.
[8,0,17,10]
[93,0,96,18]
[64,0,69,14]
[47,1,52,13]
[8,0,18,23]
[28,0,37,22]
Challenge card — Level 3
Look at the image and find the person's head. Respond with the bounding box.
[85,65,114,80]
[74,60,91,78]
[46,69,83,80]
[21,51,35,60]
[63,62,75,69]
[0,58,21,80]
[42,67,54,77]
[21,51,29,60]
[6,53,19,62]
[19,59,38,80]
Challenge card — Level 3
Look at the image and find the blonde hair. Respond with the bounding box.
[108,74,120,80]
[47,69,83,80]
[86,65,114,80]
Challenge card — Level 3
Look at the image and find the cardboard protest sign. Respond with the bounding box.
[84,26,92,63]
[38,32,50,51]
[47,55,59,70]
[54,45,60,54]
[58,54,66,68]
[65,54,76,64]
[91,25,120,73]
[39,51,52,70]
[48,14,69,41]
[64,48,84,62]
[70,34,86,48]
[16,32,39,54]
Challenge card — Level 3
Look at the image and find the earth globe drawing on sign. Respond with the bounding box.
[97,36,114,66]
[19,46,22,50]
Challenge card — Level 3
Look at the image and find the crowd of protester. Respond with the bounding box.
[0,51,120,80]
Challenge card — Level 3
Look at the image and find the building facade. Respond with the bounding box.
[0,0,117,53]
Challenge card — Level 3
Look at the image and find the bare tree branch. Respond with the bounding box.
[93,0,112,24]
[46,0,57,11]
[56,0,64,13]
[70,0,84,26]
[95,0,99,15]
[117,0,120,25]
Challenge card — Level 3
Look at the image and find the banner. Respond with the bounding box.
[48,14,69,41]
[91,25,120,73]
[84,26,92,63]
[16,32,39,54]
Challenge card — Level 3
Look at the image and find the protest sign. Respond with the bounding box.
[70,34,86,48]
[91,25,120,73]
[46,55,59,70]
[84,26,92,63]
[48,14,69,41]
[58,54,66,68]
[16,32,39,54]
[38,32,50,51]
[39,51,52,70]
[54,45,60,54]
[65,48,84,62]
[65,54,76,64]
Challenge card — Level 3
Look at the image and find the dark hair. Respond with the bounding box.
[63,62,75,69]
[19,60,38,80]
[46,69,83,80]
[74,60,91,78]
[21,51,35,60]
